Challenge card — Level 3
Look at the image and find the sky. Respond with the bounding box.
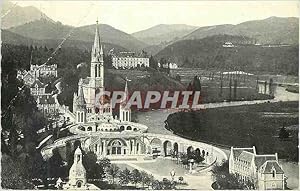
[12,1,300,34]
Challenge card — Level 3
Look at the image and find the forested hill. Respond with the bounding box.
[155,35,299,75]
[1,29,128,53]
[183,17,299,45]
[7,19,147,51]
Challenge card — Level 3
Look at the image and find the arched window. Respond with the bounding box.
[127,126,132,130]
[95,65,98,77]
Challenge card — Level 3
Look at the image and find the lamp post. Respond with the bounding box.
[188,159,195,174]
[170,169,176,182]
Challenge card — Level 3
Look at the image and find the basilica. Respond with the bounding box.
[70,21,149,159]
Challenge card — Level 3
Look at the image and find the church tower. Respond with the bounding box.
[90,20,104,86]
[119,80,131,122]
[67,147,87,189]
[76,86,87,124]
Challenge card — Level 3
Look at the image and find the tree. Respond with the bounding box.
[233,79,237,100]
[175,74,181,82]
[106,164,120,184]
[229,76,232,101]
[140,171,151,188]
[269,78,274,96]
[118,168,132,186]
[48,149,67,178]
[131,169,142,187]
[279,126,290,139]
[98,157,111,170]
[152,180,162,190]
[178,176,184,184]
[219,72,224,97]
[1,154,34,189]
[149,55,157,69]
[193,76,201,91]
[211,160,254,189]
[161,178,176,190]
[83,151,105,180]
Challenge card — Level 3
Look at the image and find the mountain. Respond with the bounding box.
[8,19,148,51]
[183,17,299,45]
[1,29,128,53]
[155,34,298,75]
[77,24,148,51]
[132,24,198,45]
[1,1,53,29]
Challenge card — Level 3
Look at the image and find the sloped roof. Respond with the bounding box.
[31,79,46,88]
[260,160,284,174]
[239,151,254,163]
[232,147,255,158]
[23,71,34,79]
[75,86,86,110]
[254,155,277,168]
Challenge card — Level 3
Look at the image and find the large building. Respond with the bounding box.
[229,146,285,190]
[30,64,58,78]
[111,51,149,69]
[70,22,147,159]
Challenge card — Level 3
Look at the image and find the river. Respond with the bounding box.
[136,85,299,189]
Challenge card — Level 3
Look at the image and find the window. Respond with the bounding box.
[272,170,276,178]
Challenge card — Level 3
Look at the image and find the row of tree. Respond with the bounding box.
[106,165,180,190]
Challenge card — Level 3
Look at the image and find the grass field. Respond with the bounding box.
[166,101,298,161]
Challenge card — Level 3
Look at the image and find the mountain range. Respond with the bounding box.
[7,19,147,51]
[183,17,299,45]
[1,29,127,53]
[1,1,53,29]
[132,24,197,45]
[1,1,299,63]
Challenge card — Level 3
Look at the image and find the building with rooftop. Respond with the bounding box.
[111,51,149,69]
[229,146,285,190]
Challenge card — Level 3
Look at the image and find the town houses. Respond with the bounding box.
[17,63,59,117]
[229,146,285,190]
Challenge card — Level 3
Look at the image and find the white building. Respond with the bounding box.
[36,95,59,116]
[223,41,235,48]
[30,64,58,78]
[30,79,47,96]
[229,146,285,190]
[158,62,178,69]
[112,51,149,69]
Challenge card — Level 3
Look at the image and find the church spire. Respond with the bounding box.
[91,20,103,63]
[124,79,129,103]
[77,86,86,107]
[121,79,129,106]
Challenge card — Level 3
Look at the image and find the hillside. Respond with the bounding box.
[183,17,299,45]
[8,19,147,51]
[155,35,299,75]
[1,1,53,29]
[132,24,197,45]
[1,29,128,53]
